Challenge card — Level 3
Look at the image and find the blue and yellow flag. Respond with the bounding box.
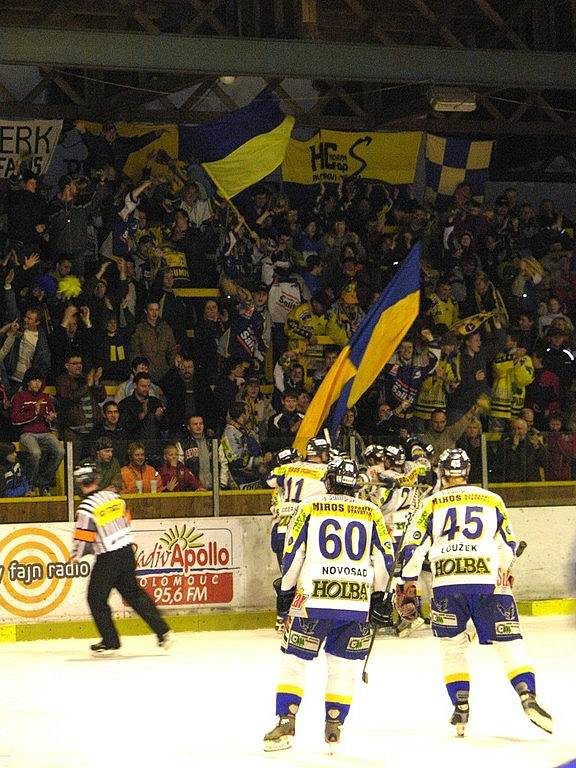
[183,89,294,201]
[424,134,494,207]
[293,244,421,455]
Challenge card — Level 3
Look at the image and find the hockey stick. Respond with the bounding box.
[362,483,432,684]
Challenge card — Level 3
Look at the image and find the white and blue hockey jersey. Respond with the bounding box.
[281,493,394,622]
[401,483,517,596]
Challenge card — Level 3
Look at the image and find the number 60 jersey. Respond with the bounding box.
[401,484,517,596]
[281,493,395,622]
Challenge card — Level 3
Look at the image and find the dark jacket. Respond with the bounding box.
[159,366,216,434]
[49,325,97,377]
[494,436,544,482]
[81,130,162,175]
[47,184,110,259]
[5,188,47,247]
[118,392,167,441]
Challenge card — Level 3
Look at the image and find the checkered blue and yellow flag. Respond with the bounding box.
[424,134,494,206]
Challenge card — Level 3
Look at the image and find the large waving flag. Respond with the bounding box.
[293,244,421,455]
[182,89,294,201]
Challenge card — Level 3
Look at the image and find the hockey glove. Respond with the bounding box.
[273,577,296,616]
[395,582,419,621]
[369,591,394,628]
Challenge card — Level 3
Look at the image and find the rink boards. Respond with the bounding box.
[0,507,574,641]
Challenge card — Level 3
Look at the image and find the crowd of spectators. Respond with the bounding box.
[1,119,576,497]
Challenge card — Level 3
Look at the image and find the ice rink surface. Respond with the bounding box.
[0,615,574,768]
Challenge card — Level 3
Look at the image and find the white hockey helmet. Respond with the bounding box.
[364,444,385,465]
[323,458,360,493]
[438,448,470,479]
[383,444,406,468]
[306,437,330,458]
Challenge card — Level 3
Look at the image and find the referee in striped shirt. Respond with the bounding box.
[71,460,173,655]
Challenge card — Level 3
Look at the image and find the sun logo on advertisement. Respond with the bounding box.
[0,527,87,618]
[159,524,204,551]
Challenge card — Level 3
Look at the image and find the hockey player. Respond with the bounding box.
[263,458,394,751]
[377,443,431,637]
[401,448,553,737]
[267,446,300,631]
[70,460,173,655]
[268,437,331,629]
[275,436,331,505]
[267,446,301,567]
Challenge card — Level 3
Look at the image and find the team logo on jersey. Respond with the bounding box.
[434,557,491,577]
[291,589,308,610]
[311,579,369,601]
[496,602,517,621]
[430,609,457,627]
[433,597,449,613]
[347,632,372,652]
[288,630,321,653]
[495,620,520,636]
[299,619,319,634]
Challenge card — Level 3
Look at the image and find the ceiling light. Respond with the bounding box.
[429,87,476,112]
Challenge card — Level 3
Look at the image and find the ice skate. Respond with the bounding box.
[450,693,469,737]
[275,615,286,632]
[325,718,343,751]
[90,641,119,657]
[158,630,174,650]
[516,685,553,734]
[396,615,425,638]
[263,714,296,752]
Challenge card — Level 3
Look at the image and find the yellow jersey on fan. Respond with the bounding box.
[402,484,517,596]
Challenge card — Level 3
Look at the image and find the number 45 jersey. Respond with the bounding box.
[281,493,395,622]
[402,484,517,596]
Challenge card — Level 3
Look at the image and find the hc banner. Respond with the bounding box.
[282,130,422,186]
[424,134,494,206]
[0,119,62,178]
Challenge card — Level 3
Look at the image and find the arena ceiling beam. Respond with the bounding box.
[0,26,575,91]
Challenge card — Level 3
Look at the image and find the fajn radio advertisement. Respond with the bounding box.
[0,519,243,623]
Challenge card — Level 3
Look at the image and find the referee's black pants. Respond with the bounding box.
[87,545,169,647]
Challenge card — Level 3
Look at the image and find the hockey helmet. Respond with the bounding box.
[438,448,470,479]
[275,447,299,465]
[364,444,385,465]
[73,460,101,487]
[383,444,406,468]
[323,458,360,494]
[406,437,434,461]
[306,437,330,458]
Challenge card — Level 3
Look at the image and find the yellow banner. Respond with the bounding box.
[160,246,190,287]
[282,130,422,185]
